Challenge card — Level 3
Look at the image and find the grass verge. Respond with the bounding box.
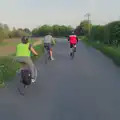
[82,38,120,66]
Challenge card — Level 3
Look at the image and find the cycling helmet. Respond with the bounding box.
[21,36,29,44]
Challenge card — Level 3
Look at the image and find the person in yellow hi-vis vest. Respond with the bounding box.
[16,36,38,83]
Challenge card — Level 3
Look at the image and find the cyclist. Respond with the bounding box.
[16,36,38,83]
[44,33,55,60]
[68,32,78,56]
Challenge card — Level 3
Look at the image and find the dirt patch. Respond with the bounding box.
[33,40,42,46]
[0,46,16,56]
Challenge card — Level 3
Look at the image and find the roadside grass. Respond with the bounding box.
[0,42,8,46]
[31,42,44,61]
[82,38,120,66]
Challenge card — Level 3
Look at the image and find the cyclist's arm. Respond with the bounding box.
[30,47,38,56]
[68,36,70,42]
[51,37,56,45]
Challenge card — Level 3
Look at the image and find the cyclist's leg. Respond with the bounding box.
[70,43,73,55]
[17,57,36,82]
[44,43,48,52]
[49,43,54,60]
[15,57,26,73]
[44,43,50,55]
[25,57,37,81]
[33,65,37,81]
[74,44,77,52]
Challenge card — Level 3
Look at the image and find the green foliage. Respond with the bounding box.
[51,39,56,45]
[0,24,10,42]
[31,44,44,61]
[9,28,31,38]
[0,23,31,43]
[32,25,73,37]
[24,28,31,34]
[106,21,120,46]
[75,20,92,36]
[0,57,20,85]
[83,21,120,47]
[90,25,105,42]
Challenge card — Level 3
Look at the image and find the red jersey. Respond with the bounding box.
[69,35,78,44]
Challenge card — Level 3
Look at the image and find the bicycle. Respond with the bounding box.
[17,62,37,96]
[44,46,51,64]
[70,45,76,59]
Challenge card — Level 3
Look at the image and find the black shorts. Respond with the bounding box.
[44,43,52,51]
[70,43,76,48]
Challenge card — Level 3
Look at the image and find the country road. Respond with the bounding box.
[0,38,120,120]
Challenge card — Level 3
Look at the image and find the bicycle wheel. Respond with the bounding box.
[21,69,32,86]
[45,49,48,64]
[72,52,74,59]
[71,48,75,59]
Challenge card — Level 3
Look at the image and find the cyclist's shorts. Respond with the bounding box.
[70,43,76,48]
[44,43,52,51]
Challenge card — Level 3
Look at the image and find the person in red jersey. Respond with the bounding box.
[68,31,78,56]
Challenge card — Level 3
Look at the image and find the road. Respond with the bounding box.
[0,38,120,120]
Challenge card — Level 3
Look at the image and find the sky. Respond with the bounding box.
[0,0,119,29]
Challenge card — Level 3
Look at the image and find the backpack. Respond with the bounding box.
[21,69,32,85]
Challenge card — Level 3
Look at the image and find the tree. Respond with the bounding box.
[0,27,5,42]
[78,20,92,36]
[75,25,84,36]
[104,21,120,46]
[90,25,105,42]
[24,28,31,34]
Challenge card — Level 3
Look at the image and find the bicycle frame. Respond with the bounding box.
[71,45,76,59]
[44,47,51,64]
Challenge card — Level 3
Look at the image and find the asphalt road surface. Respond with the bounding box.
[0,38,120,120]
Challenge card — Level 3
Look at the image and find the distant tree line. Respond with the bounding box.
[0,23,31,42]
[32,25,73,37]
[0,23,74,43]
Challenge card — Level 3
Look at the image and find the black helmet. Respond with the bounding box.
[21,36,29,44]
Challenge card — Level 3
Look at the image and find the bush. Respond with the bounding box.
[104,21,120,46]
[0,57,20,85]
[90,25,105,42]
[31,44,44,61]
[83,21,120,47]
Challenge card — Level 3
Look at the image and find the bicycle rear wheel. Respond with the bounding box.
[70,48,75,59]
[45,53,48,64]
[45,50,49,64]
[72,52,74,59]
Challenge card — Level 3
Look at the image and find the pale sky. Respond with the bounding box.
[0,0,119,29]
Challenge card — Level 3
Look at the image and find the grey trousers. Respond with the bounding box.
[15,57,37,80]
